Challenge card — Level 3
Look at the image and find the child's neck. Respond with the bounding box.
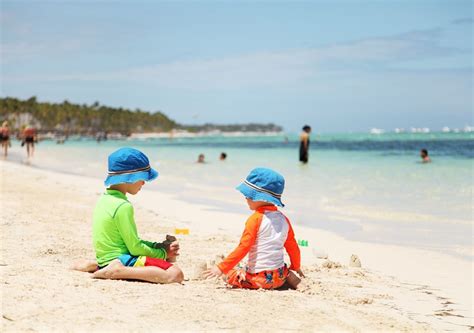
[253,203,275,211]
[109,184,127,195]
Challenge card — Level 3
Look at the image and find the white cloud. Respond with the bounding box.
[2,25,468,90]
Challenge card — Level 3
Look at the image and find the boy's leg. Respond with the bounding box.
[225,269,255,289]
[70,259,98,273]
[226,266,291,290]
[92,259,184,284]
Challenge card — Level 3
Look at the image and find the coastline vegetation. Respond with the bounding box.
[0,96,282,136]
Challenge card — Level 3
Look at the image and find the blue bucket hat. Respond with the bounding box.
[236,167,285,207]
[104,147,158,186]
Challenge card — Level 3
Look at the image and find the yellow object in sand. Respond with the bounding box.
[175,228,189,235]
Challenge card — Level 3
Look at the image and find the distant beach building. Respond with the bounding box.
[107,132,125,140]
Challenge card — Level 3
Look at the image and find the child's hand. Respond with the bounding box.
[236,269,247,282]
[296,269,305,278]
[202,266,223,279]
[154,235,180,258]
[167,241,180,258]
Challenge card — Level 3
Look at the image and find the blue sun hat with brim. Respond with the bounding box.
[236,167,285,207]
[104,147,158,186]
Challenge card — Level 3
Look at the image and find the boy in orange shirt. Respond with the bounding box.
[204,167,304,289]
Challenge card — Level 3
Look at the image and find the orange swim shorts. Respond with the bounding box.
[225,265,289,289]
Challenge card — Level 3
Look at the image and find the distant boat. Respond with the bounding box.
[463,126,473,133]
[394,128,405,133]
[410,127,429,133]
[442,126,450,133]
[370,128,384,135]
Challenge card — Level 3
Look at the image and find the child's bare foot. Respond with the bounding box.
[92,259,123,279]
[70,259,98,273]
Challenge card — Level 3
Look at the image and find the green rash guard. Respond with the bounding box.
[92,189,167,267]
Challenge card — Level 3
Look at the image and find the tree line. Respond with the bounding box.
[0,96,177,135]
[0,96,282,135]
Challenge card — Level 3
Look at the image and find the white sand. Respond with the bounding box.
[1,160,472,331]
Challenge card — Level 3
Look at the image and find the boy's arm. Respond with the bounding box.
[115,203,167,259]
[283,217,301,271]
[140,239,156,247]
[217,213,262,274]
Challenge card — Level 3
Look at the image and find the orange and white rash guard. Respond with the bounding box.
[217,205,301,274]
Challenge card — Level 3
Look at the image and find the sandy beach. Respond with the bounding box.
[1,159,472,332]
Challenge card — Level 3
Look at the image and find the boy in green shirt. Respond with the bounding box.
[72,147,183,284]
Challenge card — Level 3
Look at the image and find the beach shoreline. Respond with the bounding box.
[1,159,472,331]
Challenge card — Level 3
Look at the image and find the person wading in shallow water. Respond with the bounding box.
[299,125,311,164]
[22,125,37,158]
[420,149,431,163]
[197,153,206,163]
[0,121,11,158]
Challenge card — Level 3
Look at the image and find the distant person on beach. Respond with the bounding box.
[0,121,11,157]
[420,149,431,163]
[96,131,107,143]
[22,125,37,158]
[219,152,227,161]
[71,147,184,284]
[299,125,311,163]
[197,153,206,163]
[203,167,304,289]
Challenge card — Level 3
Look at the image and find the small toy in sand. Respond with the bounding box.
[298,239,309,247]
[175,228,189,235]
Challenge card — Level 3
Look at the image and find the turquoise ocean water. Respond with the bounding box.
[9,132,473,260]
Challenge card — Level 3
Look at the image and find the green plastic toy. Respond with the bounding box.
[298,239,309,247]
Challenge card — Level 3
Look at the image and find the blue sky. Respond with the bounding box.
[1,0,472,132]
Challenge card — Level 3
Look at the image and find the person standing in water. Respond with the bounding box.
[299,125,311,163]
[22,125,37,158]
